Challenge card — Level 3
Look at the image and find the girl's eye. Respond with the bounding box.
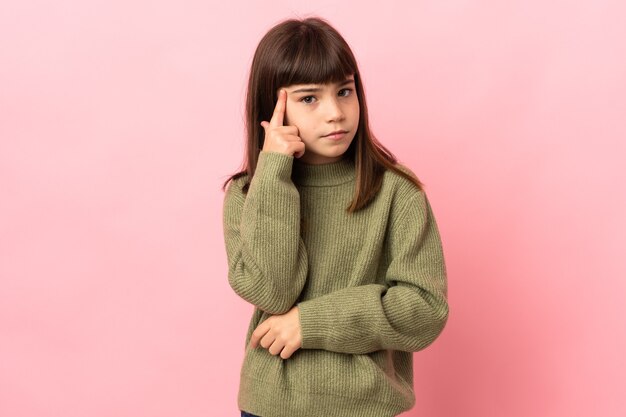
[338,88,353,97]
[300,88,354,104]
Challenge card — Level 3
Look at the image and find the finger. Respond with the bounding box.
[268,339,284,356]
[259,332,276,350]
[260,121,269,130]
[293,142,306,158]
[280,344,297,359]
[277,125,298,135]
[269,88,287,127]
[249,321,270,348]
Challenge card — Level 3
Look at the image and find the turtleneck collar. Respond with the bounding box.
[291,155,356,187]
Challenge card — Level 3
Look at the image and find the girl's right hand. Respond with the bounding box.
[260,89,306,158]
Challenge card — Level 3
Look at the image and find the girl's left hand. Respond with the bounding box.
[249,305,302,359]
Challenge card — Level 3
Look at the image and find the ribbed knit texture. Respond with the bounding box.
[222,151,449,417]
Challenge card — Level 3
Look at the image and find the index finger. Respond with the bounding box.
[269,88,287,127]
[249,319,270,348]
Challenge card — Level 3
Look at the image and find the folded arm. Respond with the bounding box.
[296,191,449,354]
[222,151,309,315]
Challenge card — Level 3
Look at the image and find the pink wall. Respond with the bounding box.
[1,1,624,416]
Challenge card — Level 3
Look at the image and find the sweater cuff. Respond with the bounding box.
[255,151,294,182]
[298,298,337,350]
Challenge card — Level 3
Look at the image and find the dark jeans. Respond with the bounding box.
[241,411,261,417]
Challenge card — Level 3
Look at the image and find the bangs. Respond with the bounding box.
[277,29,356,87]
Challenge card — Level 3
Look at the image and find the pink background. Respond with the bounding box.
[1,1,625,416]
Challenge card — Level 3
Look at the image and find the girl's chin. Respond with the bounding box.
[297,148,349,163]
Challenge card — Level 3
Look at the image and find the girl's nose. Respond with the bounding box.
[325,97,345,122]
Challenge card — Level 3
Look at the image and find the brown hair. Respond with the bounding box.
[221,16,424,212]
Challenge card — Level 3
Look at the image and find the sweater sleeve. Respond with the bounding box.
[222,151,309,315]
[296,190,448,354]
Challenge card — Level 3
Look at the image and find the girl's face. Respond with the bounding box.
[278,74,360,165]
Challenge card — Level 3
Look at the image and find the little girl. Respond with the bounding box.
[222,16,449,417]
